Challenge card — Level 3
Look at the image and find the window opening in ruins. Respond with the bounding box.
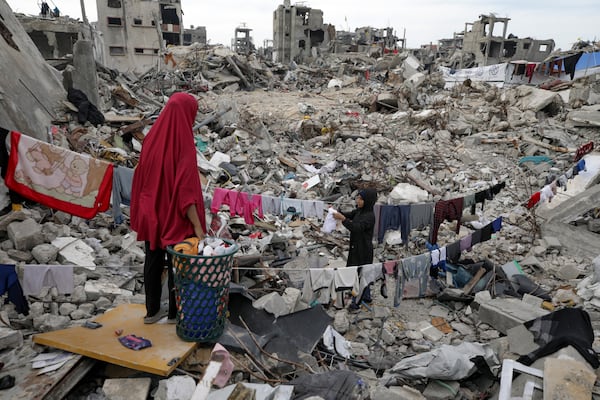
[539,44,548,52]
[489,41,502,57]
[107,0,122,8]
[298,39,305,49]
[134,48,156,55]
[296,10,309,26]
[162,32,180,46]
[504,41,517,57]
[310,29,325,46]
[523,42,531,50]
[109,46,125,55]
[160,5,179,25]
[107,17,122,26]
[133,18,142,25]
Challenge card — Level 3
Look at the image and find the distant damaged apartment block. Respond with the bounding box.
[183,25,206,46]
[461,14,555,66]
[273,0,334,64]
[15,15,83,65]
[96,0,184,73]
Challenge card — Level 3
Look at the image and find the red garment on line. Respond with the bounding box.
[525,63,537,83]
[527,192,541,209]
[130,93,206,250]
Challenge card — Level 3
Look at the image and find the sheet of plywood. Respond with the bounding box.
[33,304,197,376]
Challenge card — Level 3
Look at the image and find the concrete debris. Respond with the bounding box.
[1,1,600,399]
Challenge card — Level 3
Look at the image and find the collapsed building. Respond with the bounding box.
[14,14,83,68]
[438,14,555,69]
[335,26,405,56]
[183,25,207,46]
[272,0,335,64]
[233,24,254,55]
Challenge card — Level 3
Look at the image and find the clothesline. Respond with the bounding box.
[526,151,591,209]
[295,213,504,307]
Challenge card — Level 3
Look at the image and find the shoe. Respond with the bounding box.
[143,309,167,324]
[348,302,360,311]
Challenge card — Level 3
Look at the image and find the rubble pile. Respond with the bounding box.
[1,39,600,399]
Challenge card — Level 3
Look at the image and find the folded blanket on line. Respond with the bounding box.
[5,131,113,219]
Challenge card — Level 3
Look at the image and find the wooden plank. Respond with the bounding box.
[45,357,96,400]
[8,355,82,400]
[463,267,486,295]
[33,304,197,376]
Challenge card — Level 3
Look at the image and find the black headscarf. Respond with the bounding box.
[358,188,377,211]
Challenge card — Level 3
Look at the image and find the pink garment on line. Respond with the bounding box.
[211,188,263,224]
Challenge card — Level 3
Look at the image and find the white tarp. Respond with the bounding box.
[440,63,509,88]
[385,342,500,381]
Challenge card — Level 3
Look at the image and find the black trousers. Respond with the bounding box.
[144,242,176,318]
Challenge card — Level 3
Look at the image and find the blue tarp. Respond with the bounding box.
[576,51,600,70]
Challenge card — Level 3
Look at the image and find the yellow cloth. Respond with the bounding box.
[173,237,201,256]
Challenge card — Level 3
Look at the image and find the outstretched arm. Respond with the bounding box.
[186,204,205,240]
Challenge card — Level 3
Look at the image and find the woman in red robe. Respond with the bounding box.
[131,92,206,324]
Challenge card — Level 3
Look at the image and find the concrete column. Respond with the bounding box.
[72,39,100,107]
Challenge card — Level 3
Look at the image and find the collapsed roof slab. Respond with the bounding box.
[540,182,600,260]
[0,0,66,140]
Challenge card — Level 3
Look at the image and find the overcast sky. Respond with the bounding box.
[7,0,599,52]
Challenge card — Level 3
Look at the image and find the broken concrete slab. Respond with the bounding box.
[478,298,549,334]
[516,86,562,112]
[544,357,596,400]
[0,0,66,139]
[541,182,600,259]
[567,109,600,127]
[102,377,151,400]
[506,324,538,356]
[0,326,23,350]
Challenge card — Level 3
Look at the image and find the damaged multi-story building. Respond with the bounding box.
[273,0,335,64]
[335,26,405,55]
[439,14,555,68]
[183,25,206,46]
[233,24,255,55]
[14,14,84,68]
[95,0,184,73]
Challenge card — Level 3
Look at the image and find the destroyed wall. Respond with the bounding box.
[233,26,254,55]
[273,0,330,64]
[183,25,206,46]
[462,14,554,67]
[96,0,183,74]
[0,0,66,140]
[15,15,83,61]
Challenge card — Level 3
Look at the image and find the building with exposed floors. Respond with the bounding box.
[96,0,183,73]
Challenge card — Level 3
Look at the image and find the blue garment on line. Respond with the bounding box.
[0,264,29,315]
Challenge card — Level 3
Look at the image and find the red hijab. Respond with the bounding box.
[130,92,206,250]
